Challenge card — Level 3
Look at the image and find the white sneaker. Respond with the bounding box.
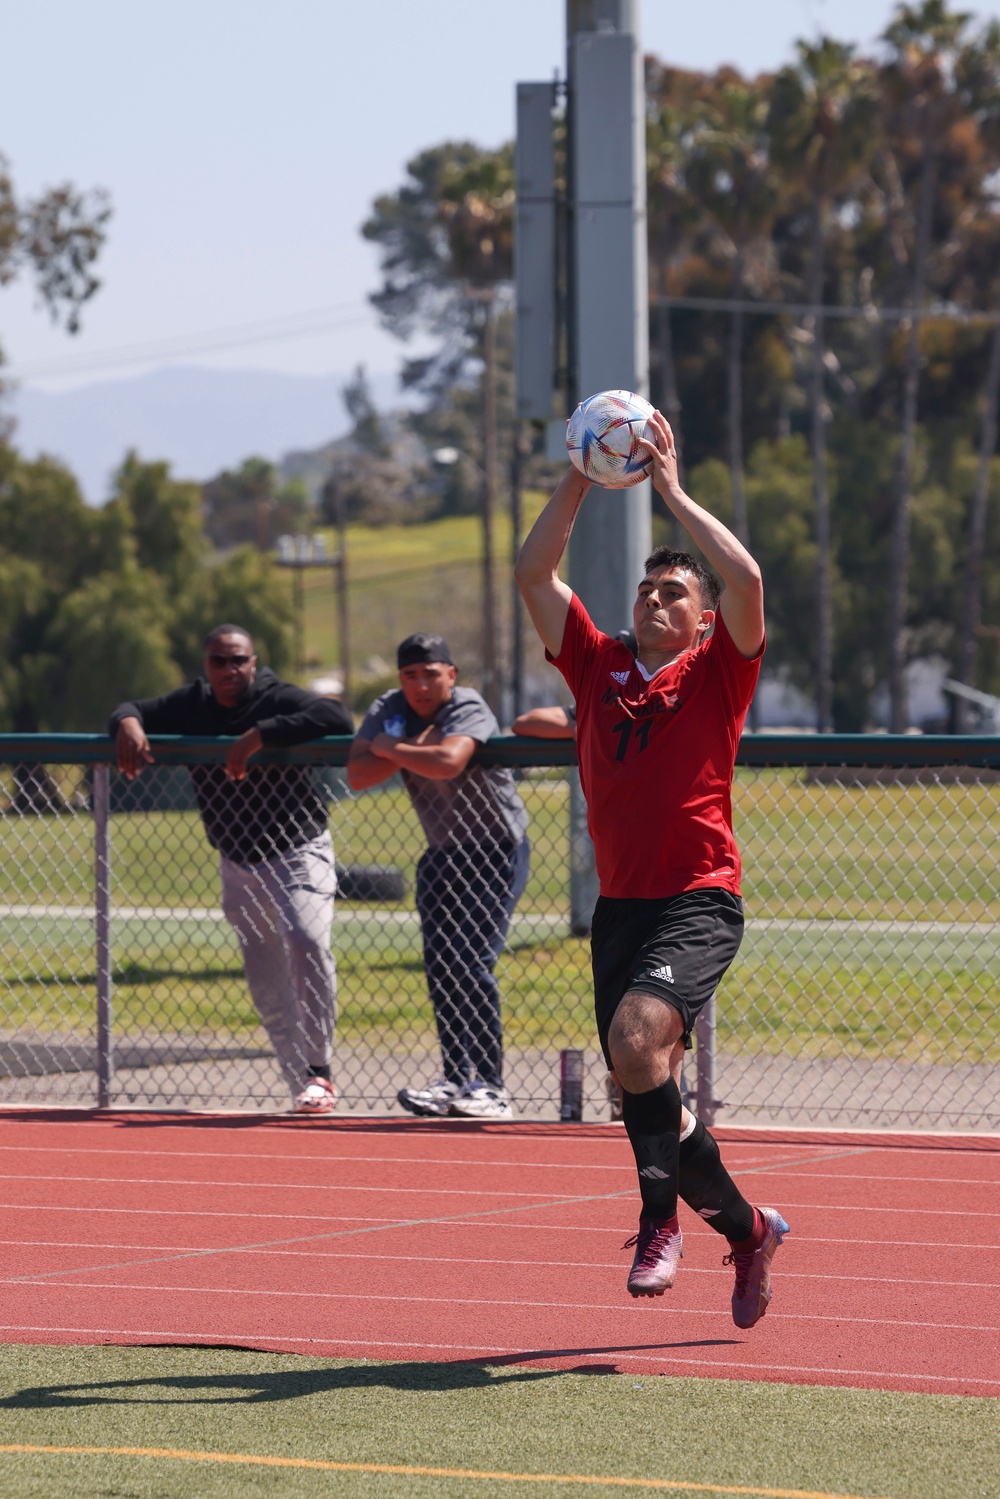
[448,1083,512,1120]
[397,1078,459,1117]
[294,1077,337,1114]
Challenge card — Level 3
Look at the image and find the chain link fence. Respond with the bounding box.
[1,734,997,1131]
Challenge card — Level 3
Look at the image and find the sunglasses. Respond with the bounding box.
[207,654,252,669]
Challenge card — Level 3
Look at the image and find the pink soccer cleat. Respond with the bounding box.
[725,1206,790,1328]
[624,1216,684,1297]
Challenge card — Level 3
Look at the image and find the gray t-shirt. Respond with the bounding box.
[357,686,528,850]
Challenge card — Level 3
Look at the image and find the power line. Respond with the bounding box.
[655,294,1000,324]
[3,301,377,382]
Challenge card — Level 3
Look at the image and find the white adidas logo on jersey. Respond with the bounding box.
[610,669,630,685]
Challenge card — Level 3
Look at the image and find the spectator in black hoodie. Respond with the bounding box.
[109,624,353,1113]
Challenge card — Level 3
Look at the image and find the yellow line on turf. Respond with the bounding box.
[0,1444,900,1497]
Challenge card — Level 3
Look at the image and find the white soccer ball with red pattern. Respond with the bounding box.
[566,389,655,489]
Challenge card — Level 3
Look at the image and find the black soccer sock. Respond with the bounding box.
[678,1116,755,1242]
[307,1064,331,1081]
[621,1078,682,1222]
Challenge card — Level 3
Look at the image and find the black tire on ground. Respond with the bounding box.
[335,864,407,902]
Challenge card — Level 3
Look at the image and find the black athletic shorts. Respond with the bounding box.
[591,888,744,1065]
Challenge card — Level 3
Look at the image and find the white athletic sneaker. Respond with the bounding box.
[397,1078,459,1117]
[293,1077,337,1114]
[448,1082,512,1120]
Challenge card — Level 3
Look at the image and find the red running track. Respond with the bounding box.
[0,1111,997,1397]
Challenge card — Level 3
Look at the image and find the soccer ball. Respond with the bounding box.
[566,389,655,489]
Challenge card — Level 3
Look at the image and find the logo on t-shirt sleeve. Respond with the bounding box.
[610,670,631,686]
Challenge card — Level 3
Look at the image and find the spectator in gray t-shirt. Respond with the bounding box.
[348,632,529,1120]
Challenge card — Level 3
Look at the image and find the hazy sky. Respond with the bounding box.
[3,0,1000,392]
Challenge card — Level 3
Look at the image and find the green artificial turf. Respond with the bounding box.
[0,1346,996,1499]
[4,773,1000,1070]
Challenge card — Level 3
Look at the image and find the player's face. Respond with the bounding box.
[633,567,713,655]
[204,634,257,707]
[398,662,456,719]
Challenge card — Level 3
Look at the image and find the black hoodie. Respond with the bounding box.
[108,669,353,864]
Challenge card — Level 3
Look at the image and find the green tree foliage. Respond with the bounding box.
[201,457,312,551]
[642,1,1000,726]
[0,152,111,362]
[320,366,428,528]
[0,448,295,732]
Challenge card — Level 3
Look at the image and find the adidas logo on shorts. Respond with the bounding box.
[649,964,674,983]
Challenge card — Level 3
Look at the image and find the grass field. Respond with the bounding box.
[291,497,555,695]
[2,771,999,1068]
[0,1347,995,1499]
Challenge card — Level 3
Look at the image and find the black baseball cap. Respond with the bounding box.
[397,632,455,668]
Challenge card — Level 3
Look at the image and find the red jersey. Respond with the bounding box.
[548,593,762,900]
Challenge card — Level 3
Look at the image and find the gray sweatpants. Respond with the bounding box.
[220,831,337,1100]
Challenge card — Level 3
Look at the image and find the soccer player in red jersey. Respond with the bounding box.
[515,410,788,1326]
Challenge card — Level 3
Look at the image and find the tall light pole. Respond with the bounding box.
[515,1,650,933]
[565,0,652,638]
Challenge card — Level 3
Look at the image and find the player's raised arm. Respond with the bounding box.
[514,467,590,658]
[638,411,764,659]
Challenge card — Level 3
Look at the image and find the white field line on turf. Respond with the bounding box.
[6,1239,999,1291]
[7,904,998,939]
[20,1278,1000,1336]
[2,1325,998,1392]
[0,1146,870,1285]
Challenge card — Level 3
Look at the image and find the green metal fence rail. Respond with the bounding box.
[0,734,997,1131]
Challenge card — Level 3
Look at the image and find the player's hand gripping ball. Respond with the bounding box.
[566,389,656,489]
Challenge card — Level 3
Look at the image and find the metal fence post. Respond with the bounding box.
[93,763,113,1108]
[694,995,717,1128]
[568,769,599,935]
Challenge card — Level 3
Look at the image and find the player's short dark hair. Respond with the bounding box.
[642,548,721,610]
[204,623,254,652]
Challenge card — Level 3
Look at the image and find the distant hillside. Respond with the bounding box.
[6,365,402,503]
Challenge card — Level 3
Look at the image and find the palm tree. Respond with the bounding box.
[947,21,1000,722]
[684,73,779,552]
[769,40,877,731]
[646,65,702,546]
[879,0,973,731]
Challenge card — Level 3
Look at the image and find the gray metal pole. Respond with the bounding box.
[694,996,717,1128]
[565,0,652,932]
[93,763,113,1109]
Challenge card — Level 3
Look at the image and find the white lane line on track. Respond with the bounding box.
[0,1146,869,1285]
[9,1172,1000,1219]
[0,1173,600,1201]
[5,1240,999,1291]
[745,1170,1000,1186]
[19,1279,999,1336]
[6,1144,999,1189]
[2,1325,997,1391]
[5,1199,995,1247]
[3,1118,895,1151]
[7,1203,997,1251]
[0,1144,641,1172]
